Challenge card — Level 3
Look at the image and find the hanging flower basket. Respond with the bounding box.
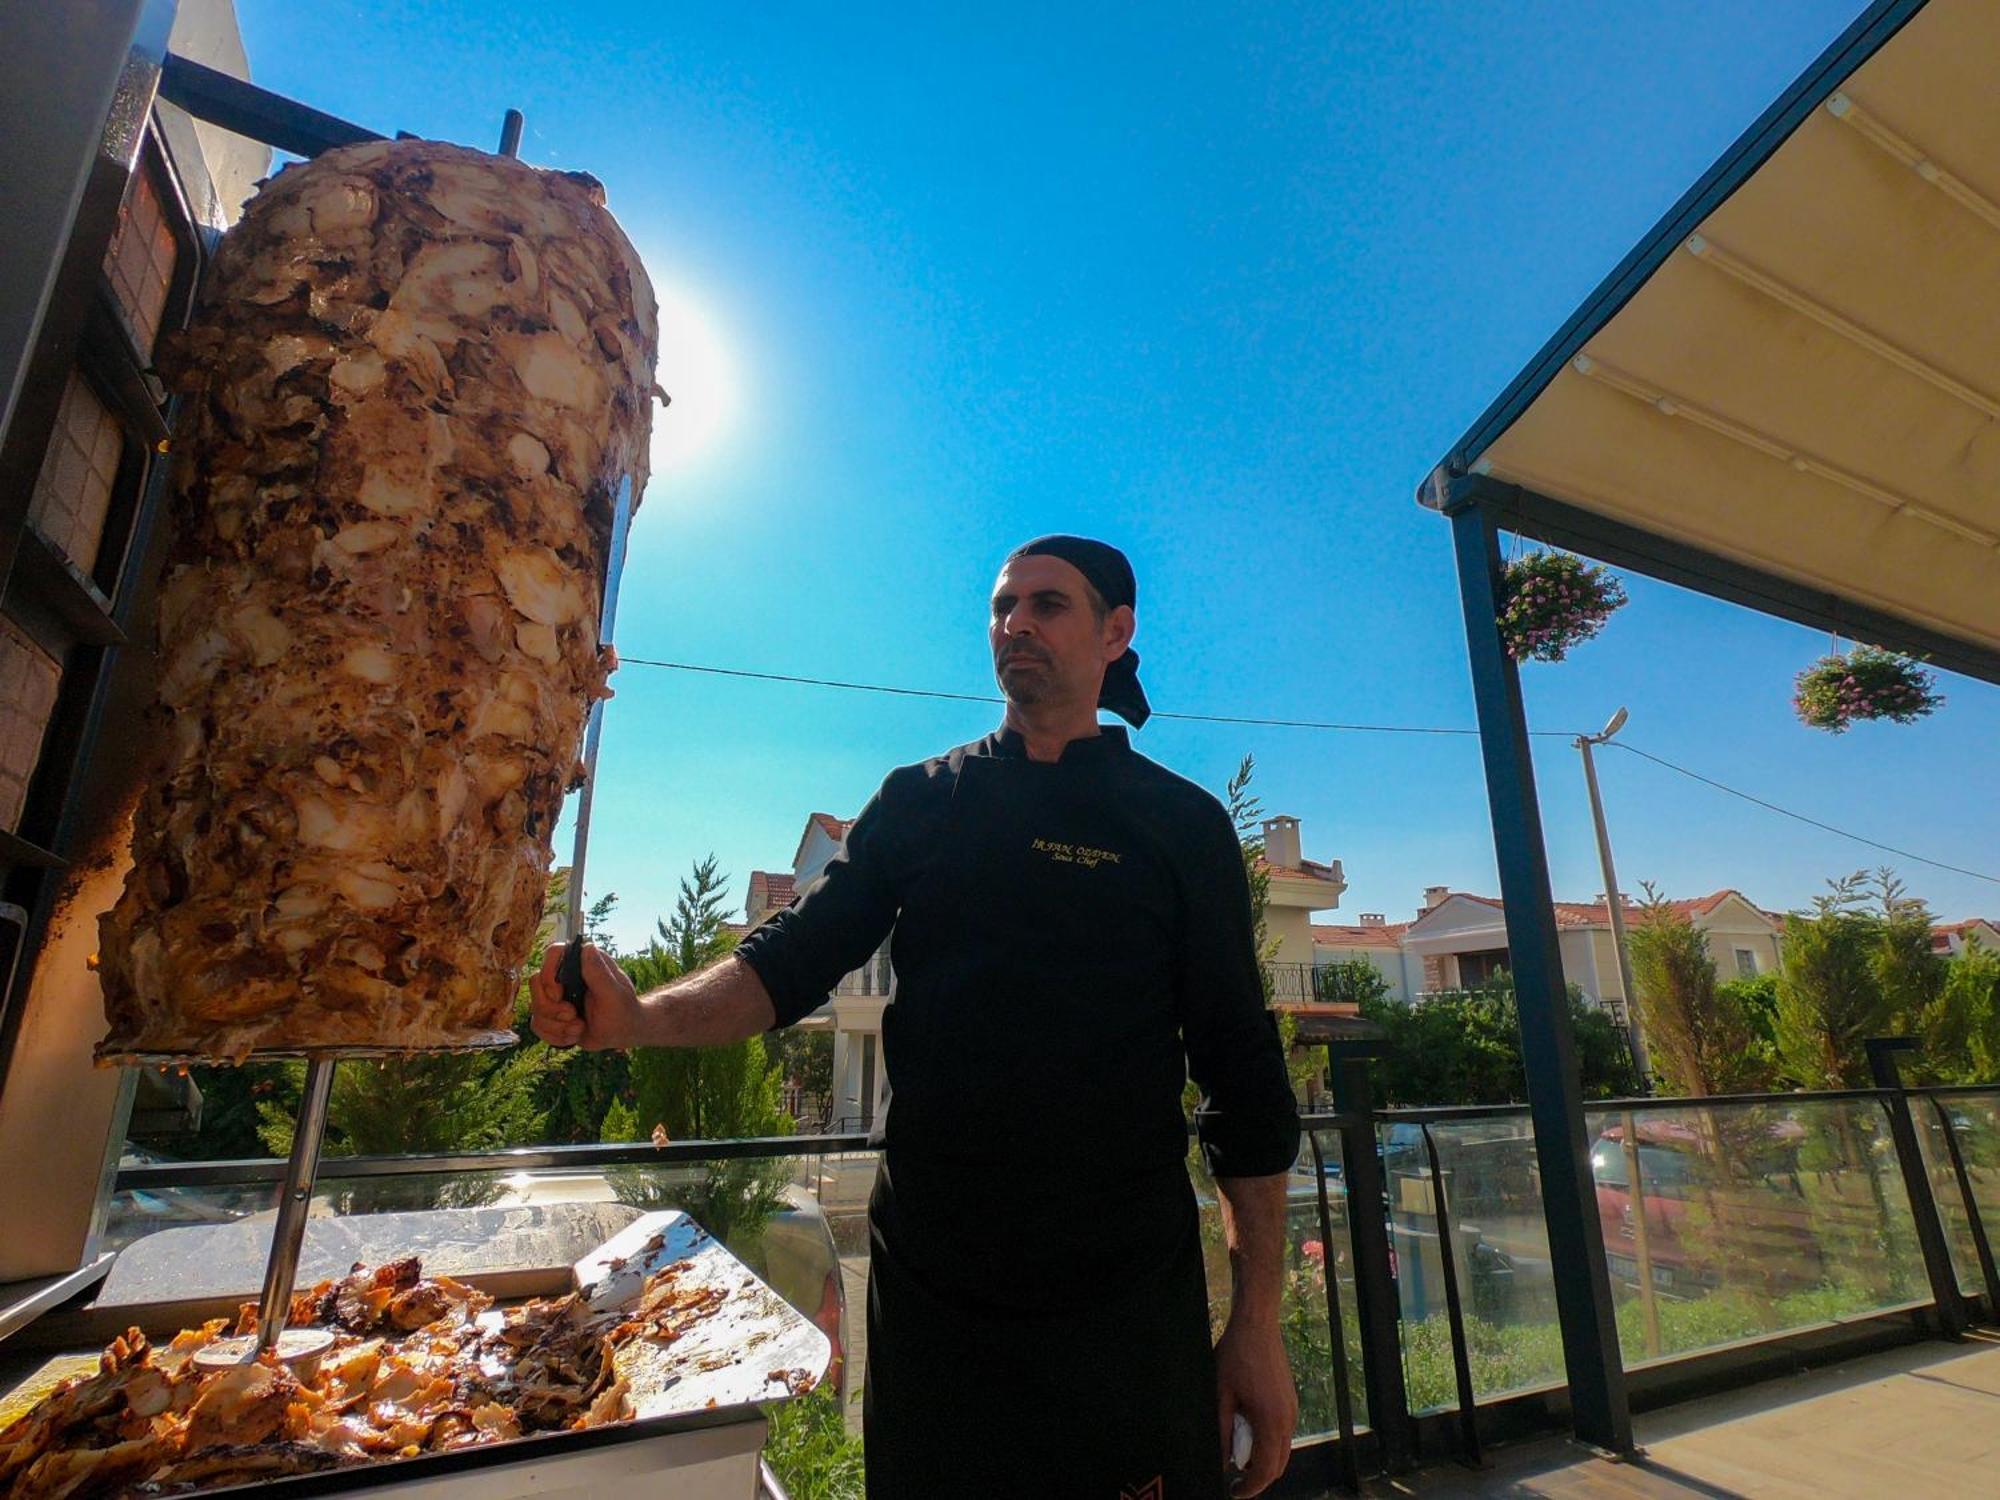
[1793,645,1943,733]
[1497,551,1628,663]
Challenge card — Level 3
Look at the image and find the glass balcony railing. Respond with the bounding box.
[1380,1093,1937,1414]
[1914,1087,2000,1301]
[1383,1112,1564,1411]
[1586,1098,1927,1364]
[87,1076,2000,1492]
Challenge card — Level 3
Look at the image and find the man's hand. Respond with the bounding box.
[1215,1312,1297,1496]
[527,942,644,1051]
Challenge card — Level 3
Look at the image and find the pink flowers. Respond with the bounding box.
[1301,1240,1325,1266]
[1498,551,1628,663]
[1794,646,1942,732]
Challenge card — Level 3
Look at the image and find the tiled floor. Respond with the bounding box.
[1360,1334,2000,1499]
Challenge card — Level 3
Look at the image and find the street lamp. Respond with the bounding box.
[1575,708,1645,1080]
[1575,706,1663,1354]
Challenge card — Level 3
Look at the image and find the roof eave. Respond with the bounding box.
[1420,0,1928,490]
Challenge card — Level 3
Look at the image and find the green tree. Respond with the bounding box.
[1918,937,2000,1083]
[1626,885,1766,1096]
[1220,755,1324,1100]
[1225,755,1277,997]
[1569,991,1645,1099]
[260,1048,551,1212]
[605,856,795,1247]
[536,888,632,1142]
[650,853,734,972]
[1870,870,1944,1032]
[1358,976,1639,1106]
[1773,873,1910,1088]
[171,1062,294,1159]
[1314,955,1392,1008]
[1360,983,1522,1105]
[768,1026,835,1125]
[1716,970,1782,1083]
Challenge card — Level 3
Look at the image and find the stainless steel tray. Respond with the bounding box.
[577,1210,831,1416]
[3,1209,833,1498]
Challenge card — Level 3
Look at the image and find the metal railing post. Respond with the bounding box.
[1307,1128,1362,1494]
[1418,1124,1482,1468]
[1866,1039,1968,1337]
[1927,1095,2000,1320]
[1327,1043,1414,1471]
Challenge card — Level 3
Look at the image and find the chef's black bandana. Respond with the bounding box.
[1005,534,1151,728]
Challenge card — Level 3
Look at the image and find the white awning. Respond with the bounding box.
[1425,0,2000,680]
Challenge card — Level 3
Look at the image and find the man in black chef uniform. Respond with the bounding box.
[530,536,1300,1498]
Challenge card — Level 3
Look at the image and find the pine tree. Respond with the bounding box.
[1626,884,1765,1095]
[604,856,795,1245]
[1773,874,1900,1088]
[1868,870,1945,1034]
[654,854,735,972]
[1918,937,2000,1084]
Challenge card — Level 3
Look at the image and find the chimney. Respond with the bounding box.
[1262,815,1302,870]
[1360,913,1386,927]
[1423,885,1450,911]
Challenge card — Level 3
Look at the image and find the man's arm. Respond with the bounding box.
[529,944,775,1051]
[1214,1171,1296,1495]
[1178,799,1303,1496]
[530,770,913,1053]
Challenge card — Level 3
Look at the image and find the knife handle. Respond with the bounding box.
[557,939,589,1018]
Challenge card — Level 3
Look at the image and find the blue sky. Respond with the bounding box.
[239,1,2000,952]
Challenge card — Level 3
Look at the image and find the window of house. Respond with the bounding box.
[1457,948,1511,988]
[1734,948,1758,978]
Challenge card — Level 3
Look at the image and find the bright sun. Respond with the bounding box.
[647,281,741,477]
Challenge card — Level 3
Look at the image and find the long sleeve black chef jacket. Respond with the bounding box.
[736,725,1299,1207]
[738,726,1299,1496]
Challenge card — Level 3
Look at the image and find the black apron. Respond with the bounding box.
[861,752,1226,1500]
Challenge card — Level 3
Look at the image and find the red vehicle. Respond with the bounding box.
[1590,1117,1824,1298]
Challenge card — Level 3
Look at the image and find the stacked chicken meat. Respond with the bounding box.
[96,138,657,1058]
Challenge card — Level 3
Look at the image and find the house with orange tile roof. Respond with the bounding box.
[1932,918,2000,957]
[1309,913,1421,1000]
[1388,887,1785,1024]
[1253,815,1347,964]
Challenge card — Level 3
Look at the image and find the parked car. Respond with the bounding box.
[1589,1118,1824,1297]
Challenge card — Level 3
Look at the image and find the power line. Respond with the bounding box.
[1604,741,2000,888]
[617,654,2000,889]
[620,658,1000,707]
[617,656,1563,737]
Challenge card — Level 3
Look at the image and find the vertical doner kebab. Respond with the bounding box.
[96,139,657,1058]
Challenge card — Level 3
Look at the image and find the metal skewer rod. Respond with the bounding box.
[556,473,635,1017]
[254,1057,337,1355]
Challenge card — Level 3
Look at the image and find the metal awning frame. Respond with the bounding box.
[1435,472,2000,687]
[1421,0,2000,690]
[1414,0,1981,1459]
